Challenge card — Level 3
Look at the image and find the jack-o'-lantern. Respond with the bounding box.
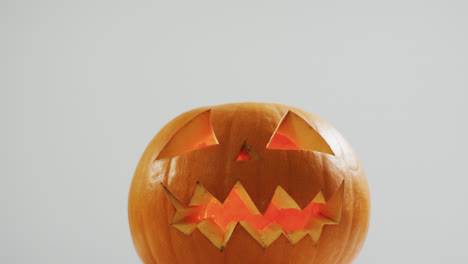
[128,102,370,264]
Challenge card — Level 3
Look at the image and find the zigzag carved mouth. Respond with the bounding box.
[163,181,344,250]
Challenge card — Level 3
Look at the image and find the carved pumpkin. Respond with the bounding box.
[128,102,370,264]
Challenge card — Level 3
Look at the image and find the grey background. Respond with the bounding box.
[2,0,467,263]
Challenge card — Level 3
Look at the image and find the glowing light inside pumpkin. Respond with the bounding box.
[235,148,251,161]
[267,111,335,155]
[267,133,299,150]
[157,110,218,159]
[165,182,344,249]
[235,142,260,161]
[179,188,326,231]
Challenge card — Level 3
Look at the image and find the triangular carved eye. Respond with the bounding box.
[266,111,334,155]
[235,142,260,161]
[156,110,218,159]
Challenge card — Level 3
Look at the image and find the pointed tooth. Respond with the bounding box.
[197,219,225,250]
[189,182,220,206]
[230,181,260,214]
[172,222,198,235]
[222,222,238,248]
[320,181,345,223]
[308,225,325,244]
[240,222,283,248]
[285,230,309,245]
[311,191,326,204]
[163,185,200,234]
[271,186,300,209]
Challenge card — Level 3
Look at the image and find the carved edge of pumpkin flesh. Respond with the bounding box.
[161,181,344,250]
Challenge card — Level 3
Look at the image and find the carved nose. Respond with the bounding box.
[235,141,260,161]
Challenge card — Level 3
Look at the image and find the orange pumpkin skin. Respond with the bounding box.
[128,103,370,264]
